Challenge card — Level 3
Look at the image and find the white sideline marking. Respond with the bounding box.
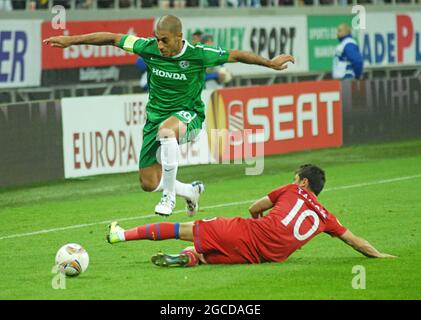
[1,174,421,241]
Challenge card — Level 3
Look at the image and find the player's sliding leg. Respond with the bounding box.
[106,222,200,267]
[106,221,194,244]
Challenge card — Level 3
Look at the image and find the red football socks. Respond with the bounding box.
[124,222,180,241]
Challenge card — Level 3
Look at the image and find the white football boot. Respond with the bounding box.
[186,181,205,217]
[155,193,176,216]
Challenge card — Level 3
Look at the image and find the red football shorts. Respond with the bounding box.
[193,217,260,264]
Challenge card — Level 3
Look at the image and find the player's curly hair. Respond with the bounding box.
[296,164,326,196]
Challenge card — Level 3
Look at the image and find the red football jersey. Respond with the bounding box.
[248,184,347,263]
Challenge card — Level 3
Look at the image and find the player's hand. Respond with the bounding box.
[251,211,263,219]
[269,54,295,71]
[43,36,73,48]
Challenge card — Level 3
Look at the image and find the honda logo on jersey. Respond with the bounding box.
[152,67,187,80]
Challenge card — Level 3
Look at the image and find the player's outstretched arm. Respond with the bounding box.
[227,50,295,71]
[43,32,124,48]
[339,230,397,258]
[249,196,274,219]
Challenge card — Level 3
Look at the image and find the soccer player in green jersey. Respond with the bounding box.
[43,15,295,216]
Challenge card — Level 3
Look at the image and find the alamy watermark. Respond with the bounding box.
[352,5,366,31]
[351,265,366,290]
[156,127,266,176]
[51,5,67,30]
[51,265,66,290]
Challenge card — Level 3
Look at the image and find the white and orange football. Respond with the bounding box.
[55,243,89,277]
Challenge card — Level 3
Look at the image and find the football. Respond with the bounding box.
[55,243,89,277]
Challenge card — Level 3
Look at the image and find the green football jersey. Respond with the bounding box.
[119,35,230,123]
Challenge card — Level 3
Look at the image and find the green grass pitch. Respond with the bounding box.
[1,139,421,300]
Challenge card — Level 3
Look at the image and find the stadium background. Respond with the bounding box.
[0,1,421,300]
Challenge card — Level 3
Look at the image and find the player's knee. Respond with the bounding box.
[157,126,176,139]
[179,222,195,241]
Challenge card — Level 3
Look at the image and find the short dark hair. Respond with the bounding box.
[200,34,213,44]
[156,15,182,35]
[193,30,203,37]
[295,164,326,196]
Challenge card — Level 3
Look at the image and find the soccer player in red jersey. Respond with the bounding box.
[106,164,395,267]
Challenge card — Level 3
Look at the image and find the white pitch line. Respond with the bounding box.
[324,174,421,191]
[0,200,253,241]
[1,173,420,241]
